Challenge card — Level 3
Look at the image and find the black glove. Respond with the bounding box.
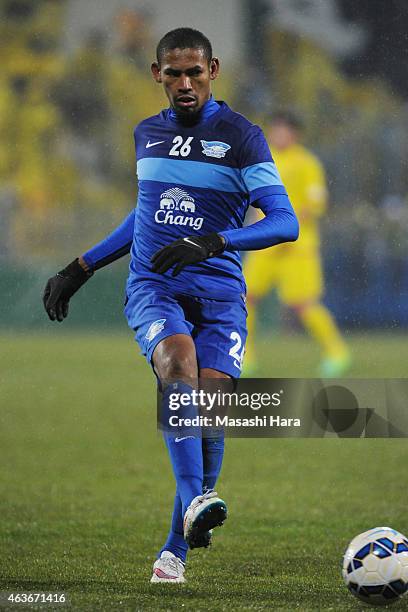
[151,233,225,277]
[43,258,93,322]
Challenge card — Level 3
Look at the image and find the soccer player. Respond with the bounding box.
[43,29,299,583]
[244,110,350,377]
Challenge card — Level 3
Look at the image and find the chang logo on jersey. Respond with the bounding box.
[200,140,231,159]
[145,318,166,342]
[155,187,204,231]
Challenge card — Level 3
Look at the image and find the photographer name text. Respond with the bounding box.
[168,415,301,428]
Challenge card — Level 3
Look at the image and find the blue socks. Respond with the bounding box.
[157,490,188,563]
[161,382,203,515]
[159,491,187,561]
[158,382,225,563]
[159,382,202,562]
[159,436,225,562]
[203,435,225,491]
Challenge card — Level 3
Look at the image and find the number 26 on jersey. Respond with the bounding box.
[169,136,193,157]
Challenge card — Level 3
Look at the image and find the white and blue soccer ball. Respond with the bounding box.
[343,527,408,605]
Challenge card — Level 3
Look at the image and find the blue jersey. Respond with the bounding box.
[127,99,287,300]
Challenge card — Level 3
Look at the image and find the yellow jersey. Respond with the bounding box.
[272,143,327,250]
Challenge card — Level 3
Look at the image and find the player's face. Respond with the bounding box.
[151,48,219,116]
[268,122,299,151]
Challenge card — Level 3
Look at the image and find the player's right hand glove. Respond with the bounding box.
[43,258,93,322]
[151,233,225,277]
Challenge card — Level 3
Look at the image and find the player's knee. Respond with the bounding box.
[164,355,196,381]
[153,335,197,382]
[291,301,316,316]
[156,350,197,382]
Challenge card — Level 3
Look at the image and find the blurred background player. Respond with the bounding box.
[244,110,350,377]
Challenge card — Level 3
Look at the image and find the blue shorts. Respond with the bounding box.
[124,282,247,378]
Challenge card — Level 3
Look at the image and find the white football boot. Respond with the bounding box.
[183,489,227,549]
[150,551,186,583]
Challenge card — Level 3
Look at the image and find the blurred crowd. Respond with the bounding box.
[0,0,163,261]
[1,0,407,307]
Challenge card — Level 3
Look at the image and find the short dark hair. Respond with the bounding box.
[156,27,213,65]
[269,109,304,131]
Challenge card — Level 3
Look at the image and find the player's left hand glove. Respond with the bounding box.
[43,258,93,322]
[151,233,225,277]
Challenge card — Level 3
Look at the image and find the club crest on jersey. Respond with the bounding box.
[155,187,204,231]
[145,318,166,342]
[200,140,231,159]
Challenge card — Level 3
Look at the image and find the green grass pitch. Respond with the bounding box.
[1,331,408,610]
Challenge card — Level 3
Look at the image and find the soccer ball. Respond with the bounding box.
[343,527,408,605]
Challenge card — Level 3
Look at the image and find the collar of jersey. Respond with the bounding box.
[168,96,221,125]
